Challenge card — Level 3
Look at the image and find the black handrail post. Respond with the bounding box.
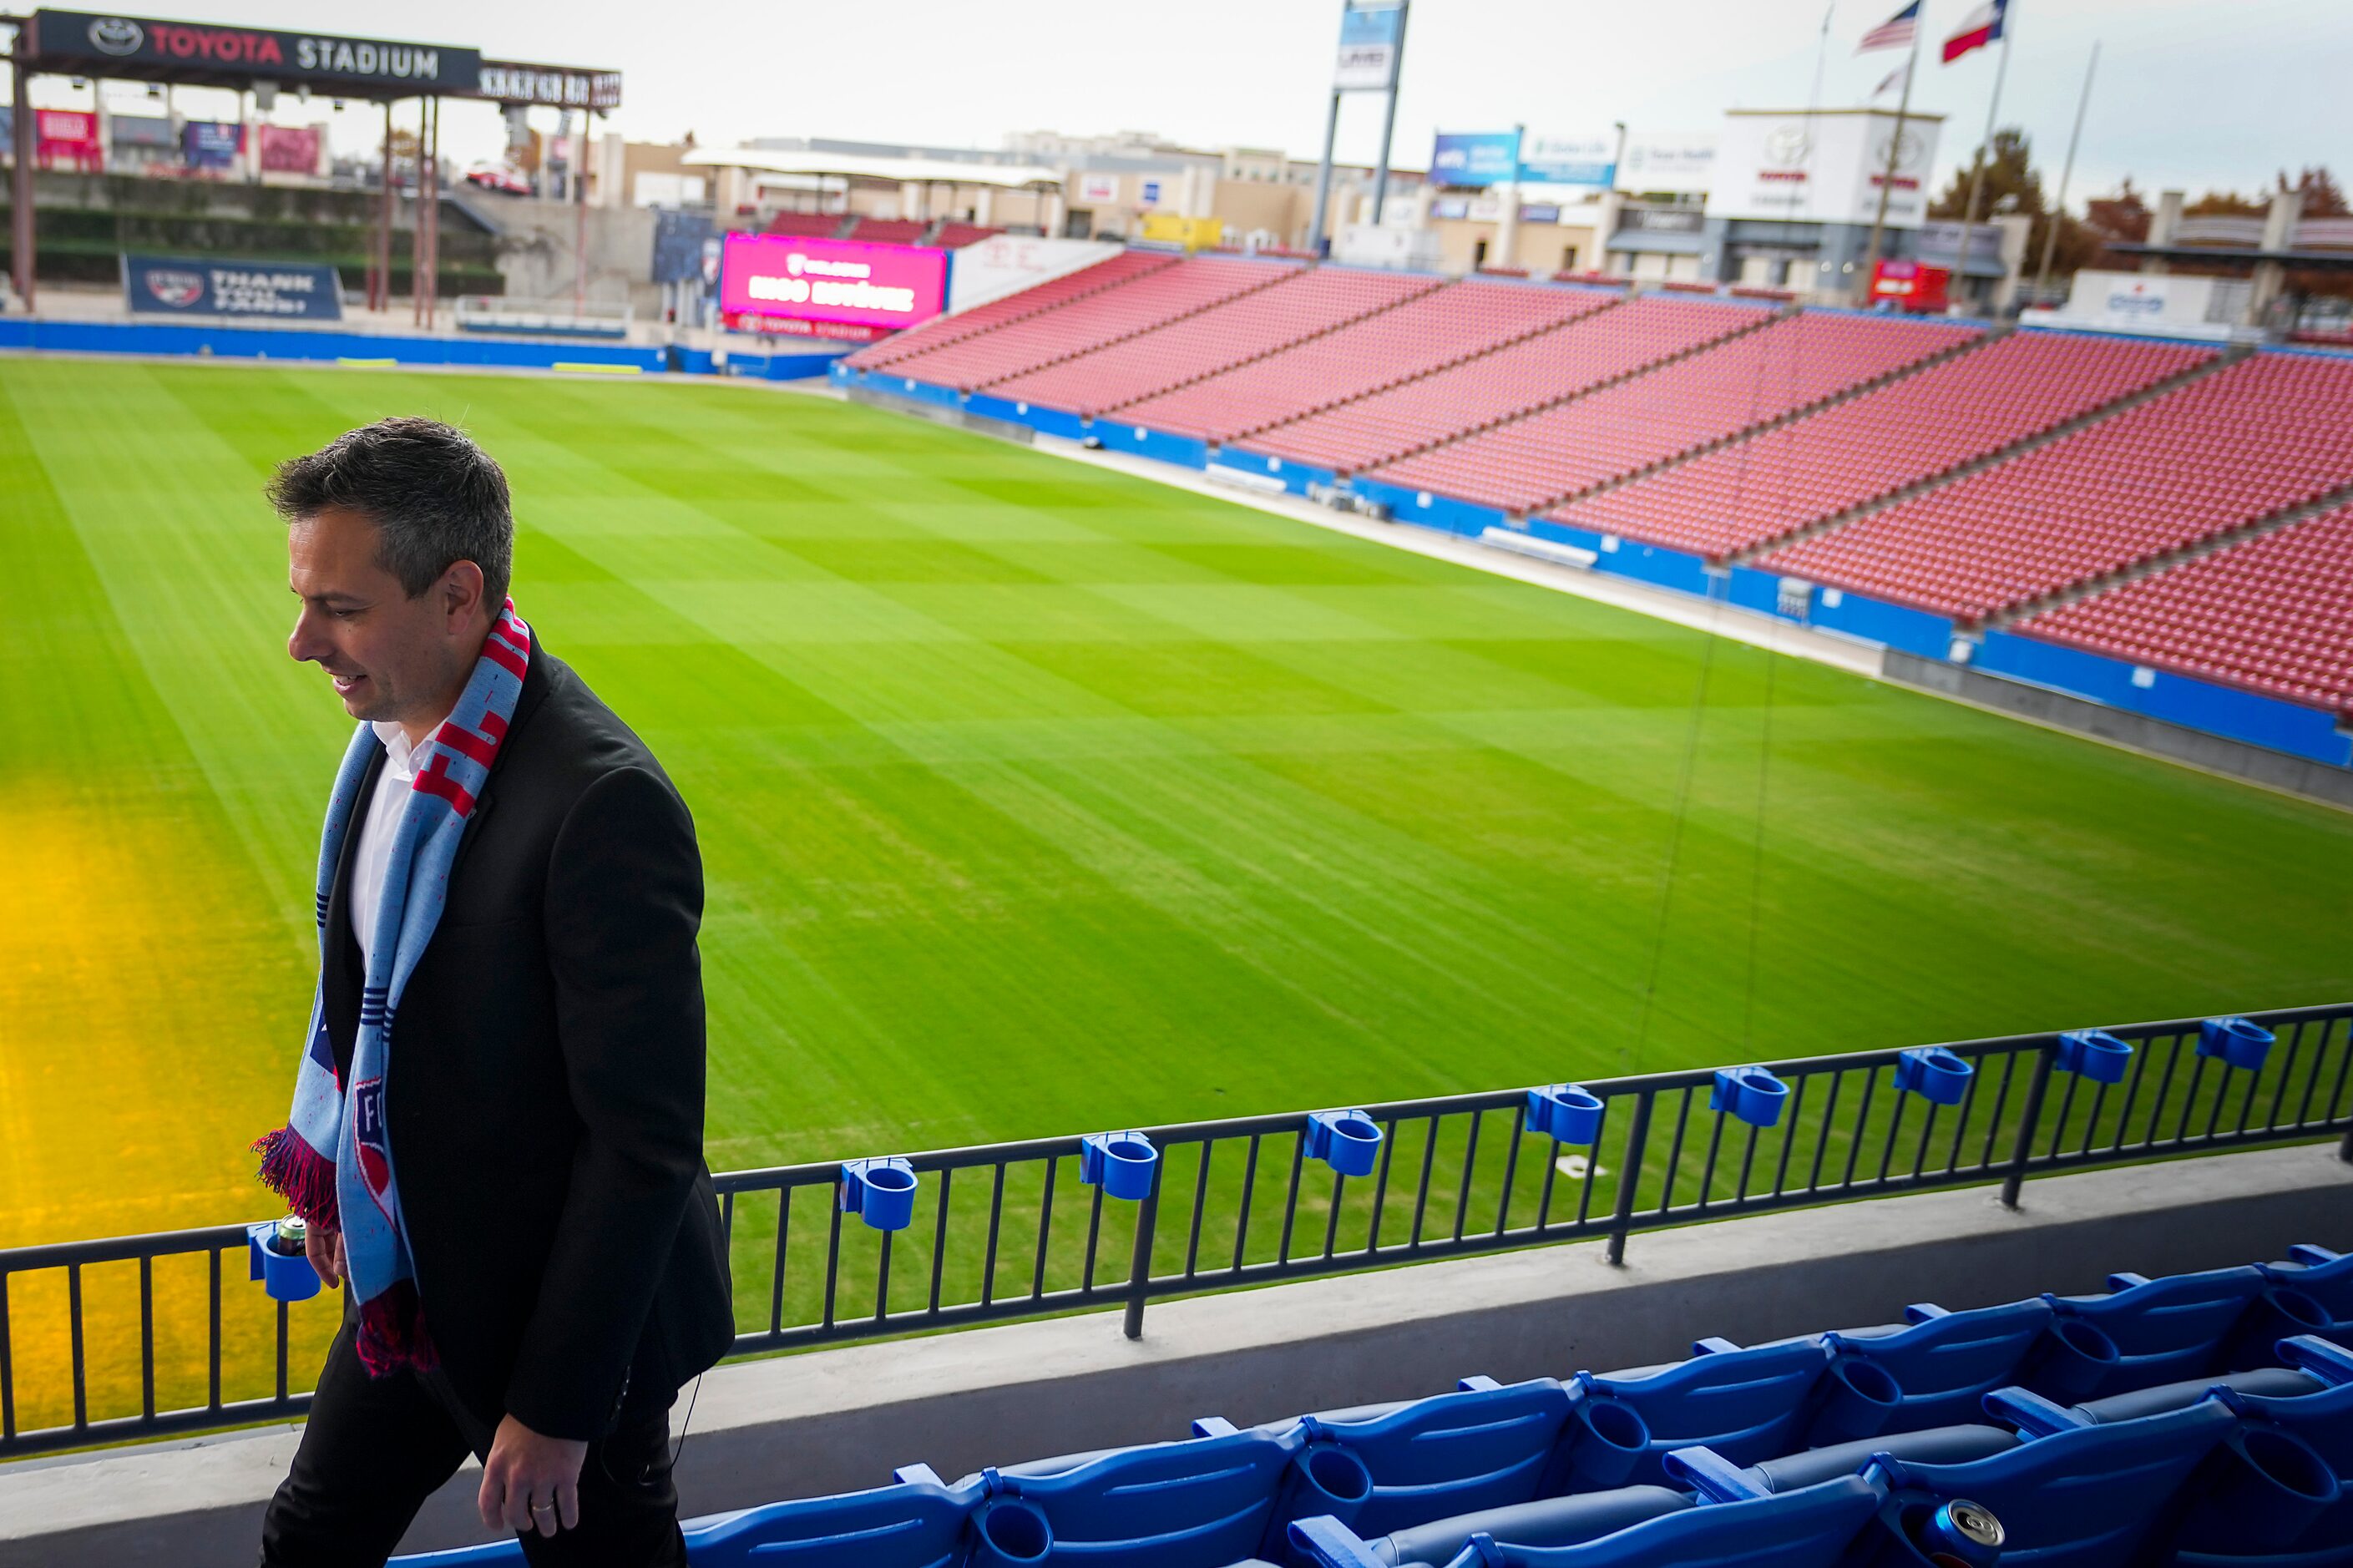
[2001,1044,2060,1210]
[1122,1172,1161,1341]
[1607,1092,1655,1267]
[2339,1125,2352,1166]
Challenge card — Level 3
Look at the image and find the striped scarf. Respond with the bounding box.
[256,600,533,1375]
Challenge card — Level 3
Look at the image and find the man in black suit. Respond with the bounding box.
[261,418,733,1565]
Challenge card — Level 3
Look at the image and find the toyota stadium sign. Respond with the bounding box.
[718,235,951,335]
[29,10,482,94]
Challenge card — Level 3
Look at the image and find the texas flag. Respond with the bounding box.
[1943,0,2010,62]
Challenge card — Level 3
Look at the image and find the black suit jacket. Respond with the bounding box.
[321,642,734,1441]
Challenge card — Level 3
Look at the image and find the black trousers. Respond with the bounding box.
[260,1320,687,1568]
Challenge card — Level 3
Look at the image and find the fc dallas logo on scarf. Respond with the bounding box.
[255,600,532,1377]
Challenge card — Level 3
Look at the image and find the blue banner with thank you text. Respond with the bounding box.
[122,254,345,321]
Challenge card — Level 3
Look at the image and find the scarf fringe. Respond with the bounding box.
[357,1282,438,1377]
[252,1125,340,1228]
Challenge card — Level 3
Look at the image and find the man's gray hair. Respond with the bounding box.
[268,417,514,606]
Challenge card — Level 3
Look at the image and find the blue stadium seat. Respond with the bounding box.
[676,1472,983,1568]
[1553,1341,1839,1490]
[1866,1397,2239,1568]
[1816,1298,2057,1434]
[955,1427,1301,1567]
[2264,1246,2353,1340]
[1266,1377,1578,1541]
[1288,1469,1884,1568]
[2032,1265,2320,1400]
[2173,1337,2353,1565]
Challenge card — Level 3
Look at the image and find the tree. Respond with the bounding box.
[2083,179,2150,245]
[2185,190,2264,216]
[1928,127,2047,225]
[2280,165,2349,217]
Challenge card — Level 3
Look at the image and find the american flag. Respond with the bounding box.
[1857,1,1921,53]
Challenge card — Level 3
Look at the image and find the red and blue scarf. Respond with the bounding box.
[256,600,532,1375]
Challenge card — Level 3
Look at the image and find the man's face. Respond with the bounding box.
[286,505,478,731]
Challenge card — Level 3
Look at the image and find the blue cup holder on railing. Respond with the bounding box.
[1709,1066,1789,1129]
[1306,1110,1384,1177]
[1894,1046,1974,1107]
[245,1220,321,1304]
[2057,1029,2133,1085]
[2198,1015,2275,1072]
[970,1493,1052,1567]
[1805,1353,1903,1446]
[839,1158,918,1232]
[1080,1131,1160,1201]
[1562,1391,1652,1490]
[1526,1084,1604,1145]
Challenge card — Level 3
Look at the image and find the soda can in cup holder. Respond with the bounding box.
[245,1218,321,1303]
[1917,1498,2003,1568]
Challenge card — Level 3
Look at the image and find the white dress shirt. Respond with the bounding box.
[349,720,428,954]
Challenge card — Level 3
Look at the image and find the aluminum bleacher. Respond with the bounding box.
[2016,502,2353,715]
[1755,350,2353,621]
[1368,312,1981,518]
[846,249,1180,372]
[1547,331,2215,562]
[1118,280,1617,445]
[982,266,1444,418]
[397,1255,2353,1567]
[875,255,1303,392]
[1237,295,1770,478]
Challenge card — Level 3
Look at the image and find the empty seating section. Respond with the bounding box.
[879,257,1302,391]
[846,217,930,245]
[1549,331,2211,560]
[393,1249,2353,1567]
[1372,313,1979,516]
[933,223,1004,249]
[1119,281,1616,443]
[984,267,1443,417]
[2016,503,2353,713]
[1243,297,1772,476]
[764,210,845,238]
[846,249,1178,371]
[1756,351,2353,620]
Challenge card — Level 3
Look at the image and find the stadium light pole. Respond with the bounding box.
[10,23,34,311]
[2032,41,2097,308]
[1308,90,1342,255]
[1368,0,1410,226]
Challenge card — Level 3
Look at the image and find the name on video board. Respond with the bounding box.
[718,235,950,341]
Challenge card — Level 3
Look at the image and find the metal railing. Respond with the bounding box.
[3,1004,2348,1460]
[452,296,633,339]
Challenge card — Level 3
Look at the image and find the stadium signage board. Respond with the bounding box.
[122,253,344,320]
[477,60,623,110]
[1430,130,1521,189]
[1333,0,1404,92]
[28,10,482,94]
[1713,109,1939,227]
[1517,133,1616,189]
[1617,134,1716,195]
[718,234,951,332]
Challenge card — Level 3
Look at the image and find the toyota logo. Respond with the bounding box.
[87,16,144,55]
[1763,125,1813,168]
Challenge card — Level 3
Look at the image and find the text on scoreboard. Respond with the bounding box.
[717,234,950,331]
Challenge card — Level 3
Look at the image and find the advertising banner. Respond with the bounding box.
[1333,0,1404,92]
[1517,134,1615,188]
[718,234,950,333]
[1915,220,2005,271]
[1430,131,1522,189]
[651,209,716,284]
[1075,173,1121,204]
[1712,109,1938,228]
[1618,135,1717,195]
[110,113,175,148]
[257,124,321,174]
[28,10,480,94]
[476,60,622,110]
[124,254,344,319]
[36,108,103,171]
[182,120,242,170]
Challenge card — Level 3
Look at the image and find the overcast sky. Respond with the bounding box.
[50,0,2353,209]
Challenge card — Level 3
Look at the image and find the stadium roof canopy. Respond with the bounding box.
[682,147,1064,190]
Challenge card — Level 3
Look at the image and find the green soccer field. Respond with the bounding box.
[6,353,2353,1264]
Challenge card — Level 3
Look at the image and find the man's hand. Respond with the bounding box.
[304,1225,347,1290]
[478,1414,590,1537]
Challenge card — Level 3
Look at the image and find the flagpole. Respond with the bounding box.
[1859,20,1920,303]
[2032,39,2098,306]
[1801,3,1833,228]
[1959,1,2016,309]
